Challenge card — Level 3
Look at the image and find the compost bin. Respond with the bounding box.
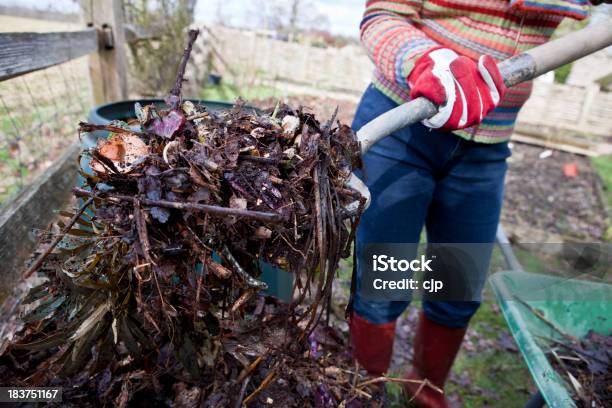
[83,99,293,302]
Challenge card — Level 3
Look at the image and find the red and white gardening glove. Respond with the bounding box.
[408,47,506,131]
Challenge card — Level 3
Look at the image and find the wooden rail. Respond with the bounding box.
[0,143,80,298]
[0,30,98,81]
[124,23,162,43]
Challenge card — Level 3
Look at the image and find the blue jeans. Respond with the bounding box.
[352,85,511,328]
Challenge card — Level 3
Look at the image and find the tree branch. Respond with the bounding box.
[168,28,200,108]
[72,188,286,223]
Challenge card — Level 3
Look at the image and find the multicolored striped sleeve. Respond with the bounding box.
[360,0,440,89]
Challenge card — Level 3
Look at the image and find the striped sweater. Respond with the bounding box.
[361,0,591,143]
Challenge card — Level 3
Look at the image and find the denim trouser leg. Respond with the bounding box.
[351,85,511,328]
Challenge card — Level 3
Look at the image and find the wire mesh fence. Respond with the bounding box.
[0,57,91,204]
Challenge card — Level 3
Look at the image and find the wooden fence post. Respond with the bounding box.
[577,83,600,131]
[81,0,129,105]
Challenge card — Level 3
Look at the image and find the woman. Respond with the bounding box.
[349,1,605,406]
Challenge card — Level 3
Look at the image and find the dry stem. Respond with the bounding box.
[73,187,286,223]
[22,197,94,279]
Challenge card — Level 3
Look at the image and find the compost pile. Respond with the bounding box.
[545,330,612,408]
[0,30,378,407]
[522,298,612,408]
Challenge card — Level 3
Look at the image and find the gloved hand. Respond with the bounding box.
[408,47,506,131]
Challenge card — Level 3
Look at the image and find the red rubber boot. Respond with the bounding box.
[404,312,467,407]
[349,312,396,376]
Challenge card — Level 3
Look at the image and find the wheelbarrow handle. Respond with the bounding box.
[357,22,612,154]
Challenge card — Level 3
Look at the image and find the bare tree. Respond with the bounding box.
[249,0,329,38]
[288,0,302,39]
[124,0,197,96]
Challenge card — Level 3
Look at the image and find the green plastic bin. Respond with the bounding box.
[82,99,294,302]
[489,270,611,408]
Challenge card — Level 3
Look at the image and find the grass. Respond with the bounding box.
[0,149,28,202]
[0,106,77,204]
[554,63,573,84]
[591,155,612,210]
[200,81,282,103]
[590,155,612,241]
[0,51,89,206]
[445,293,535,406]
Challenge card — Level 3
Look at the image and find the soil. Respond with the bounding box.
[503,143,609,241]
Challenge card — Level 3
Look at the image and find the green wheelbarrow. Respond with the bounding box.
[492,227,611,408]
[81,98,294,303]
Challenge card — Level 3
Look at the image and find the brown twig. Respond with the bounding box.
[298,164,326,341]
[357,377,443,394]
[237,155,281,165]
[206,259,233,280]
[78,122,148,138]
[133,198,174,320]
[72,187,286,223]
[514,296,577,342]
[242,367,277,405]
[168,29,200,108]
[237,355,264,383]
[541,336,609,365]
[22,197,94,279]
[407,380,428,403]
[194,269,203,323]
[134,198,154,265]
[231,290,255,314]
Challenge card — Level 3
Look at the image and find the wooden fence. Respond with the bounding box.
[0,0,135,295]
[516,81,612,142]
[200,25,373,95]
[206,25,612,147]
